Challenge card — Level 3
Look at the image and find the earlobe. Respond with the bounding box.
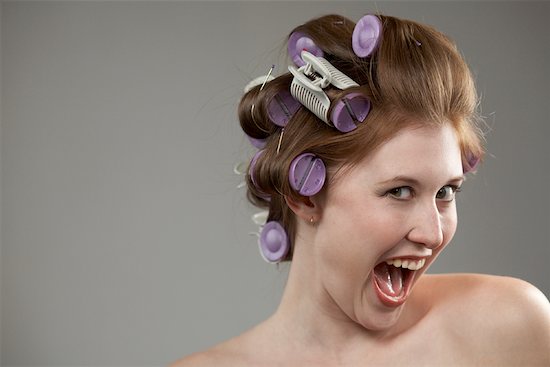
[285,194,322,223]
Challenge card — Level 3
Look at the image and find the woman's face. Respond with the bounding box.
[313,123,464,331]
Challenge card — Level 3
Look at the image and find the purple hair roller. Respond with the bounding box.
[288,32,324,67]
[289,153,326,196]
[267,90,301,127]
[463,154,480,173]
[247,135,267,149]
[352,14,382,58]
[259,221,289,263]
[330,93,371,132]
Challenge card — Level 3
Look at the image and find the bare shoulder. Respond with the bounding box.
[168,330,258,367]
[427,273,550,316]
[421,273,550,365]
[168,350,215,367]
[168,343,245,367]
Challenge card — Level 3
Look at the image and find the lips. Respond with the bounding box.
[372,261,418,307]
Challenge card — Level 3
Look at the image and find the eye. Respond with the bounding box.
[436,185,461,202]
[386,187,413,200]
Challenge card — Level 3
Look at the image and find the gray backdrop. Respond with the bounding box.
[1,1,549,366]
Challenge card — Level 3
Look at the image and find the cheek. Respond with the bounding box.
[314,213,374,280]
[442,206,458,244]
[319,204,405,267]
[361,202,413,242]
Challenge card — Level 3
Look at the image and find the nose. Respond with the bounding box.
[406,201,444,250]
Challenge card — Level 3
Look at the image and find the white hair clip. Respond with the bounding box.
[233,161,248,189]
[252,210,269,226]
[288,51,370,133]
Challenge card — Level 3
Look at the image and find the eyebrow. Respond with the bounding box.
[377,175,465,186]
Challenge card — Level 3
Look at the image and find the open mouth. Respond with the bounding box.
[372,258,426,307]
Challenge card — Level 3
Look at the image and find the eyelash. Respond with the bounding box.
[385,185,462,201]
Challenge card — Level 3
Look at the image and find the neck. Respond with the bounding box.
[266,222,385,358]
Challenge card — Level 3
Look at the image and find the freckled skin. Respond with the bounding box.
[172,124,550,367]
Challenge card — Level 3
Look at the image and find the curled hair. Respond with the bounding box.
[238,14,485,261]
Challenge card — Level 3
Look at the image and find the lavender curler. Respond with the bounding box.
[259,221,289,263]
[463,154,480,174]
[288,32,324,67]
[352,14,382,58]
[330,93,371,133]
[289,153,326,196]
[247,135,267,149]
[267,90,301,127]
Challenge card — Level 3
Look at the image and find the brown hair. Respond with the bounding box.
[238,14,484,261]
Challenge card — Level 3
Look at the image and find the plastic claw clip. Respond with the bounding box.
[352,14,382,58]
[288,32,324,67]
[259,221,289,263]
[288,50,370,132]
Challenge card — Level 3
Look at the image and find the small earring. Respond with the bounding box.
[309,216,315,225]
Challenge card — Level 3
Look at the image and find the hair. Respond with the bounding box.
[238,14,485,262]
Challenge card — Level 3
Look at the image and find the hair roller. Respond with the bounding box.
[240,73,299,141]
[289,153,326,196]
[463,153,480,173]
[247,135,267,150]
[288,32,324,67]
[259,221,289,263]
[352,14,383,58]
[330,92,372,133]
[267,90,301,127]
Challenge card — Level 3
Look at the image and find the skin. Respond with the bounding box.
[172,124,550,366]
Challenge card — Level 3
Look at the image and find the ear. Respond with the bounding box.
[285,194,323,223]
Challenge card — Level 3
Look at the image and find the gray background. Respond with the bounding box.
[1,1,549,366]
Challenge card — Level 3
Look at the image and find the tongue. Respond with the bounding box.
[374,262,403,296]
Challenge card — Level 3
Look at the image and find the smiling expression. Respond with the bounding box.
[312,123,464,330]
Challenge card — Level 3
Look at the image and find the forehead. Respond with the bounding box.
[340,124,463,183]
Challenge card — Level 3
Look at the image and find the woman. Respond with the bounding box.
[173,13,550,366]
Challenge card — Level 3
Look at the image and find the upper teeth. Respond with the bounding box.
[385,258,426,271]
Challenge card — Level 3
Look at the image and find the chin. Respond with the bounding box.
[354,251,443,333]
[357,306,405,332]
[355,280,407,331]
